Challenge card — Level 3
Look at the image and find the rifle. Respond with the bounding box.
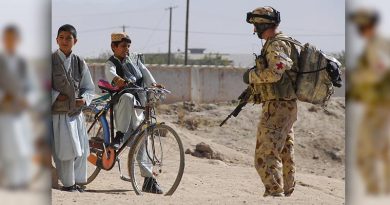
[220,87,253,127]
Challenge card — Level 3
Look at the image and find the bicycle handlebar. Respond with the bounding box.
[120,83,171,94]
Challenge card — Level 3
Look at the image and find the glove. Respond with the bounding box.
[255,56,266,70]
[243,66,256,84]
[243,69,250,84]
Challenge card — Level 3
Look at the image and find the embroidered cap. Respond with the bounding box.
[111,32,131,43]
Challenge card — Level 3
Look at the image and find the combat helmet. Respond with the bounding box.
[246,6,281,38]
[246,6,280,25]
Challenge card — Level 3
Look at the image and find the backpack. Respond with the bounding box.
[265,37,343,105]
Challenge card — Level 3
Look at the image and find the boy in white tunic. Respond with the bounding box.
[51,24,95,192]
[105,32,164,194]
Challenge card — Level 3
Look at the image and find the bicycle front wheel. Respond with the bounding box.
[128,123,185,195]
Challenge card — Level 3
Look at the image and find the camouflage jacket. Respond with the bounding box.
[249,32,297,102]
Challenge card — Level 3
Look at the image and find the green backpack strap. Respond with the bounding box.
[262,36,303,54]
[261,36,302,71]
[261,36,302,91]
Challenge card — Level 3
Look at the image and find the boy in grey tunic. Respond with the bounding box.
[51,24,95,192]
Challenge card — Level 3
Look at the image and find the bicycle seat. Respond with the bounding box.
[98,79,120,93]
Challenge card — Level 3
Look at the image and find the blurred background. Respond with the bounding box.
[0,0,51,205]
[347,0,390,205]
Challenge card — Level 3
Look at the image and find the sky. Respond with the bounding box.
[52,0,346,58]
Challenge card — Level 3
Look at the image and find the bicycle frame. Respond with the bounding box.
[86,85,165,157]
[84,84,185,194]
[87,103,111,145]
[117,89,157,155]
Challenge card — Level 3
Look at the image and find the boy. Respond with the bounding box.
[51,24,95,192]
[105,32,163,194]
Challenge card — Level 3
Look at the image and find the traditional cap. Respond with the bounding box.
[111,32,131,43]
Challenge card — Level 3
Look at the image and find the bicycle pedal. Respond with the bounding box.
[120,175,131,182]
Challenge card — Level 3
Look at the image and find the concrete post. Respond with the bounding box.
[190,66,201,103]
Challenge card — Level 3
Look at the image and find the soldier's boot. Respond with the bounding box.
[263,190,284,197]
[284,183,295,197]
[255,130,285,196]
[255,154,284,197]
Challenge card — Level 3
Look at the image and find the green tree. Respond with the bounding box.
[331,50,345,68]
[85,50,112,63]
[86,51,233,66]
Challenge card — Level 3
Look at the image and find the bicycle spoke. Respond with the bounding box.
[81,107,105,185]
[128,124,184,195]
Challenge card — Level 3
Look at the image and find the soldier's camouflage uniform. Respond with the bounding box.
[249,32,298,196]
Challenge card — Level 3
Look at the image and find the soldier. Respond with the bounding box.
[349,8,390,194]
[243,6,297,197]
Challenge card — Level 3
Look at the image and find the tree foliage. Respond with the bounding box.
[86,51,232,66]
[331,50,345,68]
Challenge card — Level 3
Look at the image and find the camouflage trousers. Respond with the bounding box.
[255,100,297,196]
[357,106,390,194]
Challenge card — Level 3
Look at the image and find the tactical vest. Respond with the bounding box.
[251,34,298,102]
[51,52,84,116]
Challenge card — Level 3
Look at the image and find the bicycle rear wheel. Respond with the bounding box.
[128,123,185,195]
[80,106,103,185]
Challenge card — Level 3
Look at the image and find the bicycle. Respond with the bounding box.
[81,79,185,195]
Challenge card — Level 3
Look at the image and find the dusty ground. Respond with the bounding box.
[52,97,345,205]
